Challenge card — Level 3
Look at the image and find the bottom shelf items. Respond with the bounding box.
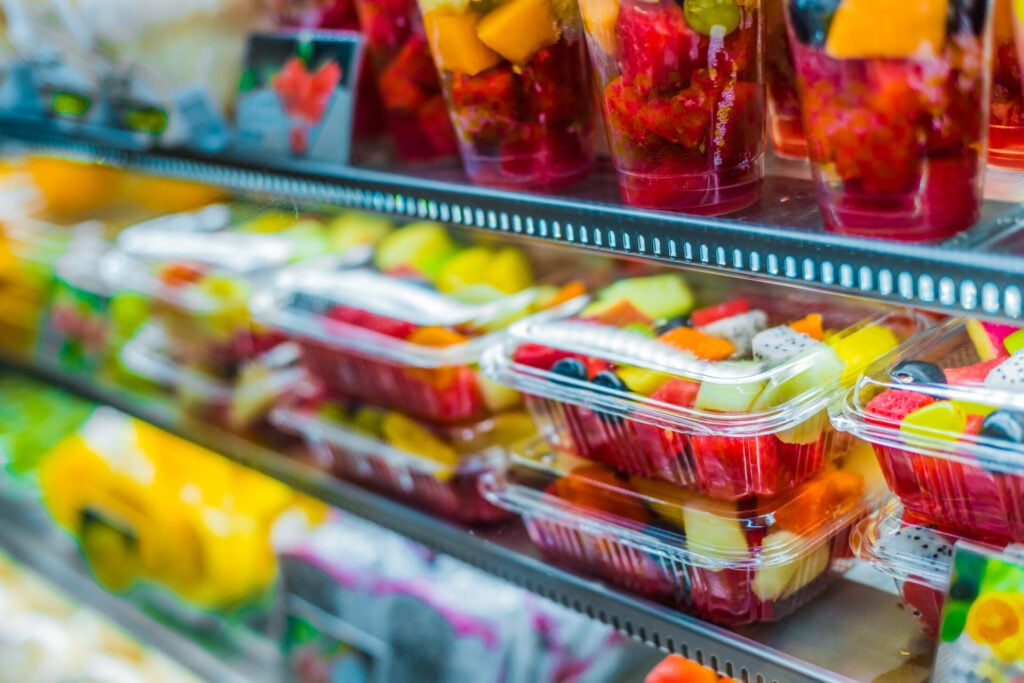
[3,357,936,683]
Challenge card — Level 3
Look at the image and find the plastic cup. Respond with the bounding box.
[580,0,764,214]
[418,0,595,190]
[990,0,1024,169]
[787,0,992,241]
[766,0,806,159]
[354,0,460,162]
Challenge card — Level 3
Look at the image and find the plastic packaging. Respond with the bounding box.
[990,0,1024,169]
[416,0,595,189]
[834,317,1024,543]
[484,277,923,499]
[581,0,763,212]
[786,0,991,240]
[271,399,531,522]
[766,0,805,159]
[481,441,885,626]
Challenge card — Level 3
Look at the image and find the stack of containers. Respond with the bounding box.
[255,221,610,523]
[99,203,387,430]
[837,317,1024,637]
[480,272,925,625]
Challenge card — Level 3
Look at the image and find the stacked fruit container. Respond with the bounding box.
[478,272,925,624]
[837,318,1024,636]
[255,221,611,523]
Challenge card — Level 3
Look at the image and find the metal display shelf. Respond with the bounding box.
[2,124,1024,322]
[5,357,935,683]
[0,496,283,683]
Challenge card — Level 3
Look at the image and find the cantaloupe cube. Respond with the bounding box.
[826,0,948,59]
[580,0,618,55]
[423,10,503,75]
[477,0,561,64]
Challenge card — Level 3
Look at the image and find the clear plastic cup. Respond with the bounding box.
[990,0,1024,169]
[787,0,992,241]
[580,0,764,213]
[354,0,459,162]
[766,0,806,159]
[418,0,595,189]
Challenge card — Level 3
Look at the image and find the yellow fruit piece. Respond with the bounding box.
[438,246,494,293]
[424,10,503,75]
[826,0,948,59]
[659,327,736,361]
[615,366,670,395]
[239,211,299,234]
[550,0,579,24]
[124,174,227,212]
[629,476,696,528]
[27,156,124,217]
[1015,0,1024,23]
[477,0,561,64]
[407,326,470,346]
[789,313,824,340]
[488,246,534,293]
[382,412,461,479]
[580,0,618,55]
[827,323,899,385]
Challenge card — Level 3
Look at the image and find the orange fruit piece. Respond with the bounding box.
[407,326,469,347]
[644,655,719,683]
[477,0,561,64]
[774,469,864,534]
[27,156,123,217]
[423,10,502,75]
[825,0,947,59]
[588,299,654,327]
[790,313,824,340]
[658,327,735,361]
[554,465,650,524]
[543,281,587,309]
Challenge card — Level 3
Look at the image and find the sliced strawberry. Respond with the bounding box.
[615,0,704,95]
[864,389,937,428]
[690,299,751,328]
[603,78,666,151]
[638,83,710,149]
[650,378,700,408]
[512,343,581,370]
[449,66,523,141]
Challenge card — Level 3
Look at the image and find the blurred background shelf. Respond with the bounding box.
[0,493,283,683]
[3,355,935,683]
[2,126,1024,323]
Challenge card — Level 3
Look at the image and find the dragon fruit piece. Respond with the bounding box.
[984,353,1024,391]
[877,524,955,569]
[752,325,822,363]
[698,310,768,358]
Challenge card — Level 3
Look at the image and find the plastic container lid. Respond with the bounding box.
[834,317,1024,474]
[481,440,887,569]
[484,290,924,436]
[252,265,587,368]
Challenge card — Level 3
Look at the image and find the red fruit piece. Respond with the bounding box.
[520,39,585,126]
[512,343,581,370]
[651,378,701,407]
[864,389,937,428]
[944,359,1002,386]
[585,357,612,378]
[449,66,523,141]
[690,433,778,499]
[378,36,439,112]
[415,95,459,156]
[962,413,984,441]
[325,305,418,339]
[691,299,751,328]
[639,82,710,149]
[498,126,591,187]
[615,0,703,95]
[603,78,666,153]
[645,655,719,683]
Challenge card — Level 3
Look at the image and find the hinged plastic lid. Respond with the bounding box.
[834,318,1024,474]
[480,440,886,570]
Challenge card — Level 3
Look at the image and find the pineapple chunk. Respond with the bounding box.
[752,531,831,601]
[825,0,948,59]
[681,498,748,561]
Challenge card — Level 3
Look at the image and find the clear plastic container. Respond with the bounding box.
[989,0,1024,169]
[481,441,885,626]
[852,500,1011,639]
[252,237,595,424]
[766,0,806,159]
[834,317,1024,543]
[122,324,305,431]
[483,279,923,500]
[271,399,534,523]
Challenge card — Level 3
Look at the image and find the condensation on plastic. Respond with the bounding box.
[271,401,515,524]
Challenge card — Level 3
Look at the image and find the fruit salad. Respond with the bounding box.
[484,273,921,499]
[990,0,1024,169]
[481,442,884,625]
[767,0,806,159]
[786,0,990,240]
[835,318,1024,543]
[272,398,536,522]
[580,0,764,213]
[354,0,459,162]
[417,0,595,189]
[254,222,594,424]
[852,500,1009,639]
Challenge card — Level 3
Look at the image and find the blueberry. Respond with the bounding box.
[591,370,629,425]
[551,358,588,384]
[890,360,947,385]
[659,316,691,334]
[975,410,1024,472]
[787,0,841,47]
[946,0,988,37]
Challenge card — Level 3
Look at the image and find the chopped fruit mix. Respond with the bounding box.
[584,0,764,213]
[354,0,459,161]
[766,0,807,159]
[266,222,588,423]
[419,0,594,189]
[846,318,1024,542]
[787,0,989,241]
[508,446,874,625]
[989,0,1024,169]
[284,400,530,522]
[502,273,906,498]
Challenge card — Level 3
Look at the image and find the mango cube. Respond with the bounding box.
[477,0,561,64]
[424,10,503,75]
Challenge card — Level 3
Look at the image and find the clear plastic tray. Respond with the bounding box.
[271,399,532,524]
[122,324,305,431]
[252,254,593,425]
[483,287,923,499]
[834,317,1024,542]
[480,441,886,626]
